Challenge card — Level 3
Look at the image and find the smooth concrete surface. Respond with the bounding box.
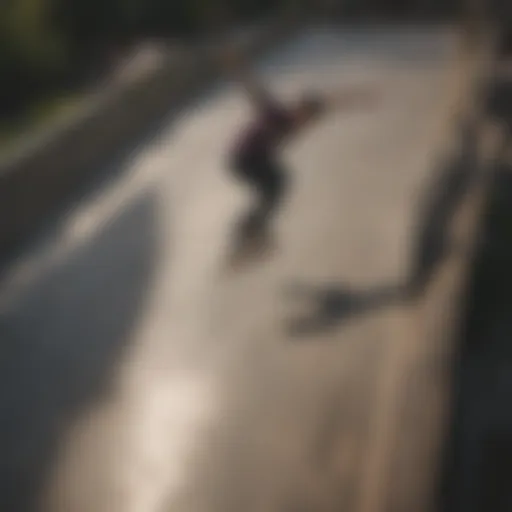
[0,25,470,512]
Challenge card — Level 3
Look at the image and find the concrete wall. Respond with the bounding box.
[0,21,294,261]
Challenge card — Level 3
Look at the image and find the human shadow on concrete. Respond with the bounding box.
[407,117,481,299]
[284,282,405,337]
[285,115,483,338]
[0,189,159,511]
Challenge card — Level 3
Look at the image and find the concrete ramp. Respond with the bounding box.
[0,26,483,512]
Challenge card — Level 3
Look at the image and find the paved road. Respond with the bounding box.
[0,25,468,512]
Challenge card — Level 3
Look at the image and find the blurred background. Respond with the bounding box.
[0,0,490,136]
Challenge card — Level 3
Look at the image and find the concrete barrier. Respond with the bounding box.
[0,21,297,262]
[383,36,499,512]
[355,32,499,512]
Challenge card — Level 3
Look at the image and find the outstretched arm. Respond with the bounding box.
[220,46,278,110]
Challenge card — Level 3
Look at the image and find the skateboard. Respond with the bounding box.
[224,223,277,272]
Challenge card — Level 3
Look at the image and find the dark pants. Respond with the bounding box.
[230,151,288,237]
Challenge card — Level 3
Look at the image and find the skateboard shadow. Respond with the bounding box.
[284,282,406,338]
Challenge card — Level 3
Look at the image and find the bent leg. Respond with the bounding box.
[230,153,289,239]
[258,158,288,220]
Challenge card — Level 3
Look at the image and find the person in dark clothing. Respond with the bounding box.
[222,47,378,245]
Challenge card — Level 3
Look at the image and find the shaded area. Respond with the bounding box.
[407,117,480,298]
[438,76,512,512]
[0,190,159,512]
[0,69,197,276]
[284,282,404,337]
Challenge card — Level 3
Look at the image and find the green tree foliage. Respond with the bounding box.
[1,0,66,114]
[0,0,278,118]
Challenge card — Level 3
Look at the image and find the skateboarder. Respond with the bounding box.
[222,47,379,247]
